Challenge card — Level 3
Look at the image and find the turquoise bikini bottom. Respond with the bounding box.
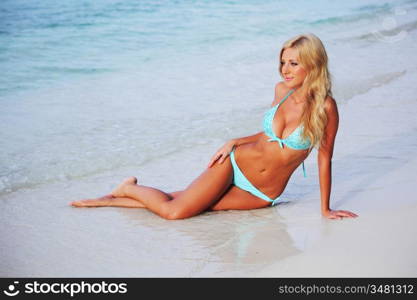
[229,149,281,206]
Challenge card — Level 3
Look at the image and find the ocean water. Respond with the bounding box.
[1,0,417,196]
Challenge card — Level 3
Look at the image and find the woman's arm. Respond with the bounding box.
[207,132,264,168]
[231,131,264,147]
[208,83,284,168]
[318,97,358,219]
[208,83,283,168]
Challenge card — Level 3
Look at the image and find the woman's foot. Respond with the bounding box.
[111,176,138,198]
[70,194,114,207]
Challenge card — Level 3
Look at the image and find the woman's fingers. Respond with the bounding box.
[349,211,358,217]
[337,210,358,218]
[207,153,220,168]
[218,151,232,164]
[330,210,358,220]
[328,214,341,220]
[207,141,235,168]
[218,153,226,164]
[324,210,358,220]
[208,151,231,167]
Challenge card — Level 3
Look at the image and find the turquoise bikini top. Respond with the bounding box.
[262,88,311,176]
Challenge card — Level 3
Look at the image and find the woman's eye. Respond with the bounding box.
[281,62,298,66]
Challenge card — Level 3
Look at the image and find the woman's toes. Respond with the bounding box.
[127,176,138,185]
[70,200,87,207]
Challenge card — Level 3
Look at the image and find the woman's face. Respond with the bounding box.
[280,47,308,89]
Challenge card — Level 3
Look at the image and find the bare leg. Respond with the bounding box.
[70,178,179,209]
[108,157,234,219]
[70,192,182,209]
[70,177,147,208]
[70,194,146,208]
[70,154,272,219]
[153,187,270,211]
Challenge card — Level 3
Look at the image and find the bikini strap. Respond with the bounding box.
[278,88,296,106]
[302,161,306,178]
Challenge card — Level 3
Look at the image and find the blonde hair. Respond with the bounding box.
[279,33,332,148]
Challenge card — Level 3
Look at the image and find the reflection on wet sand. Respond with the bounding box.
[119,204,301,276]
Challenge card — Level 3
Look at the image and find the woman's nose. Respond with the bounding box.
[282,63,289,74]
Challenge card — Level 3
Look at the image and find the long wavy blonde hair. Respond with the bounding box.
[279,33,333,148]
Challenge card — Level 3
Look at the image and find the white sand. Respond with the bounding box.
[258,203,417,277]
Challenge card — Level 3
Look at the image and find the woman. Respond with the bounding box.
[71,33,358,221]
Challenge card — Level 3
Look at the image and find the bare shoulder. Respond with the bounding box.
[324,95,338,116]
[323,96,339,135]
[275,81,286,90]
[275,81,290,95]
[272,81,290,106]
[320,95,339,152]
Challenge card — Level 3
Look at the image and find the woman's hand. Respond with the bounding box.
[322,209,358,220]
[207,139,236,168]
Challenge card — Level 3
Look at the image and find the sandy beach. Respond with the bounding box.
[1,0,417,278]
[2,64,417,277]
